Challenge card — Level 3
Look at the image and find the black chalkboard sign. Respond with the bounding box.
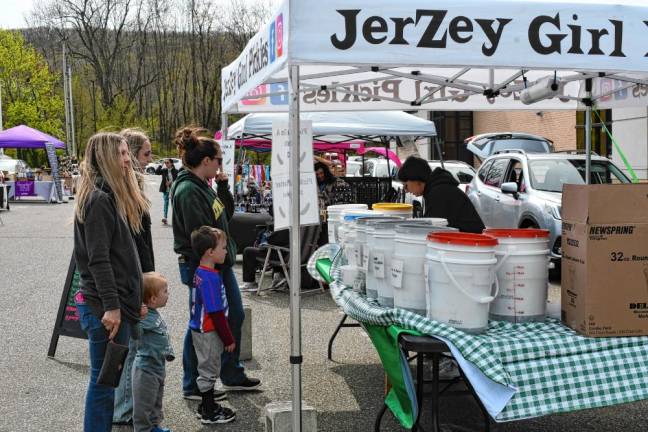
[48,255,86,357]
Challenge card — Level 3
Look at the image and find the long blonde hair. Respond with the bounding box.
[121,127,150,191]
[75,132,150,233]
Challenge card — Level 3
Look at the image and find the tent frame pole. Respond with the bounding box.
[585,78,593,185]
[289,63,303,432]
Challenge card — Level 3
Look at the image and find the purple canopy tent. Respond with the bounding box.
[0,125,65,149]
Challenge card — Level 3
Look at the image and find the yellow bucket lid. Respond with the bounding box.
[372,203,413,211]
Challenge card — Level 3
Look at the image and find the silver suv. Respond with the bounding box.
[466,150,630,262]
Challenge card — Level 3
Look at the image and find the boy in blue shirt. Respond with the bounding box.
[190,226,236,424]
[132,272,175,432]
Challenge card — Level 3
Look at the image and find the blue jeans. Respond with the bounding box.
[162,192,169,219]
[77,303,129,432]
[179,261,246,395]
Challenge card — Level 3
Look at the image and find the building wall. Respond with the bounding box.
[611,108,648,181]
[473,111,577,151]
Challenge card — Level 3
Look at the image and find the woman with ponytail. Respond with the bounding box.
[171,127,261,400]
[74,132,149,432]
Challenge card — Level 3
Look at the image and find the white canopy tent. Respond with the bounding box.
[227,111,436,143]
[221,1,648,428]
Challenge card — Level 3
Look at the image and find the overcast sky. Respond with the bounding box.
[0,0,35,29]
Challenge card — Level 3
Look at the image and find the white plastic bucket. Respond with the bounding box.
[372,202,413,218]
[357,216,404,299]
[327,204,368,244]
[483,229,551,323]
[405,218,448,227]
[426,232,499,333]
[339,214,373,267]
[391,224,457,315]
[366,221,403,307]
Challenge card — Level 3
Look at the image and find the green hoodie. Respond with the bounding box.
[171,169,236,267]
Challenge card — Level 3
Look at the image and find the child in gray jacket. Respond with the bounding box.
[132,272,175,432]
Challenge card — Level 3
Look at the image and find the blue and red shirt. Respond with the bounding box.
[190,266,229,333]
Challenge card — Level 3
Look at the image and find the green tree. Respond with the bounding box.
[0,30,64,167]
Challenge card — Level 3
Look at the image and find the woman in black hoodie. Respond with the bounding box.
[398,156,485,233]
[74,132,149,432]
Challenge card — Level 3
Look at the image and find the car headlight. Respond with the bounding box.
[545,203,562,220]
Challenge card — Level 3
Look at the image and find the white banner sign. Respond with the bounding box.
[221,2,288,113]
[220,139,236,192]
[272,171,319,230]
[271,120,314,176]
[291,0,648,73]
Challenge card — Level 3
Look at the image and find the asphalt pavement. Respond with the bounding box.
[1,178,647,432]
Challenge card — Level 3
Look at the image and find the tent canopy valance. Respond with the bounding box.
[218,111,437,144]
[0,125,65,149]
[222,0,648,114]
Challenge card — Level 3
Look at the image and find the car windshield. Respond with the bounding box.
[529,159,630,192]
[429,164,475,184]
[489,139,552,154]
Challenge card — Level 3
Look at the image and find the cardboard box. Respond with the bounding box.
[561,184,648,337]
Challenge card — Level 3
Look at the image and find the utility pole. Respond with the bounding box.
[62,43,77,156]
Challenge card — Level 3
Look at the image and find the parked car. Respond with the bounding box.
[145,157,182,174]
[427,160,476,193]
[345,157,398,178]
[465,132,554,160]
[466,150,630,263]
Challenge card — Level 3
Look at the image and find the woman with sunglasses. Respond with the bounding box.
[171,127,261,401]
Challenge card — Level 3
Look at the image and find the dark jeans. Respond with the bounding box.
[76,303,129,432]
[179,260,247,394]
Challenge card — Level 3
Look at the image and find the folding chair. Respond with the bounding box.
[255,224,324,295]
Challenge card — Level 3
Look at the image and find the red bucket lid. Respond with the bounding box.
[482,228,550,239]
[427,232,498,247]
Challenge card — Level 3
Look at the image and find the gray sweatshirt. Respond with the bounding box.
[74,179,143,323]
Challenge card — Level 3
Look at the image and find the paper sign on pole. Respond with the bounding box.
[220,139,236,191]
[272,171,319,230]
[271,120,314,176]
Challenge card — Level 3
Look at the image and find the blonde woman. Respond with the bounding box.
[74,132,149,432]
[113,128,155,426]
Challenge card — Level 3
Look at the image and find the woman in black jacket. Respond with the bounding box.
[74,132,149,432]
[398,156,485,233]
[155,159,178,225]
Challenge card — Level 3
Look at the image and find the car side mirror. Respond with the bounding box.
[501,182,519,198]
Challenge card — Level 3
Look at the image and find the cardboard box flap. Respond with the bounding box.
[562,184,648,224]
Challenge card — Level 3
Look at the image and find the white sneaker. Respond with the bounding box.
[240,282,258,292]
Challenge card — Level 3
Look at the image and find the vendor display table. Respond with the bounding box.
[311,245,648,428]
[5,180,65,203]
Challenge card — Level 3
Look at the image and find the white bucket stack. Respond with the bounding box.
[366,221,403,307]
[326,204,368,244]
[359,217,404,299]
[483,229,551,323]
[391,223,456,315]
[426,232,499,333]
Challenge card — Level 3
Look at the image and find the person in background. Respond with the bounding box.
[171,127,261,400]
[113,128,155,426]
[315,161,349,244]
[155,159,178,225]
[73,132,149,432]
[397,156,485,233]
[131,272,175,432]
[189,226,237,424]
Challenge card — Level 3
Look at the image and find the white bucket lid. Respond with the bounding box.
[328,203,368,213]
[405,217,448,227]
[395,223,457,236]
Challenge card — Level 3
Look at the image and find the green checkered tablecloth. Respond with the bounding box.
[318,245,648,422]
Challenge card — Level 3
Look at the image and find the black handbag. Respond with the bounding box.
[96,340,129,387]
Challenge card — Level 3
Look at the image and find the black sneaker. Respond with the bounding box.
[201,406,236,424]
[222,377,262,391]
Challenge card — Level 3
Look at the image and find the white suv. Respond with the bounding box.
[466,150,630,263]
